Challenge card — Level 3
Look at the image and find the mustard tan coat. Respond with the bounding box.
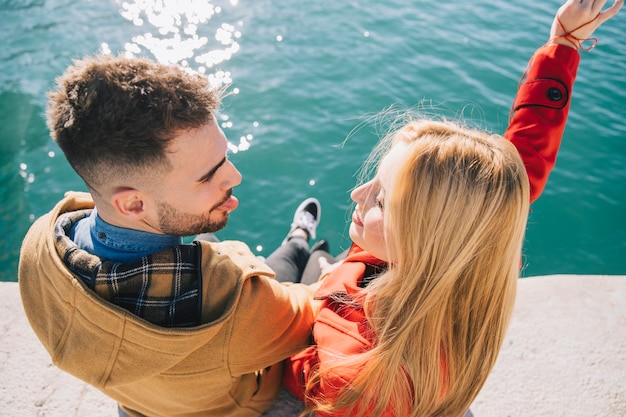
[19,191,315,417]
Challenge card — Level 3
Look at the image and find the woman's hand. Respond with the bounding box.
[318,257,342,276]
[549,0,623,49]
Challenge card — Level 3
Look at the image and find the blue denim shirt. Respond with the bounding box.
[70,209,182,263]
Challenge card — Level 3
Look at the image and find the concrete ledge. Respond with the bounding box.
[1,275,624,417]
[471,274,626,417]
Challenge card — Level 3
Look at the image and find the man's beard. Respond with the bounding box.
[157,192,232,236]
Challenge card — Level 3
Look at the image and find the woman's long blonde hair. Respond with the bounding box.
[305,119,530,417]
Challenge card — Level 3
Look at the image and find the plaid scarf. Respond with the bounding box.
[54,210,202,327]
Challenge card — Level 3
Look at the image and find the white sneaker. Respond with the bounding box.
[282,197,321,244]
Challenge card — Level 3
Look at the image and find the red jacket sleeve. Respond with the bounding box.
[505,43,580,203]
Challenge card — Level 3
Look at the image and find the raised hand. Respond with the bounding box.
[549,0,624,49]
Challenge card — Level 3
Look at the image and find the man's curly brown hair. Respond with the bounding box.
[47,54,223,189]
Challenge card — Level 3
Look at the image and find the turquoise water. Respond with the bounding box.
[1,0,625,282]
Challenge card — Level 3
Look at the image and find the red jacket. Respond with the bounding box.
[283,245,390,416]
[283,43,581,415]
[506,43,579,203]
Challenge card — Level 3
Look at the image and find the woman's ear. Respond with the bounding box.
[110,188,147,220]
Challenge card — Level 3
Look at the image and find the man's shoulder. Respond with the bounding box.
[196,240,275,279]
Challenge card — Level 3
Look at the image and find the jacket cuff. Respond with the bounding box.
[513,43,580,111]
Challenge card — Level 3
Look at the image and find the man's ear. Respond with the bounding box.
[110,188,147,220]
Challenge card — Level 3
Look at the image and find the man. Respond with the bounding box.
[18,54,320,417]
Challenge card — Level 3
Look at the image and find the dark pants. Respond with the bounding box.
[264,237,311,283]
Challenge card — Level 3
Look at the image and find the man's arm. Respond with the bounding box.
[228,276,316,374]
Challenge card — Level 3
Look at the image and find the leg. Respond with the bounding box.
[300,250,336,285]
[265,236,311,283]
[300,247,349,285]
[266,197,322,283]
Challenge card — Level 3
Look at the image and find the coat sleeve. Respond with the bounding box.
[505,43,580,203]
[227,276,316,374]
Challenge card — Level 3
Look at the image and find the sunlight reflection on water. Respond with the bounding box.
[115,0,241,70]
[107,0,252,153]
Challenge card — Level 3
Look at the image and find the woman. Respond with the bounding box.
[283,1,623,416]
[288,119,528,417]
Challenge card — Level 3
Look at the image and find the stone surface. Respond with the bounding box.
[1,275,624,417]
